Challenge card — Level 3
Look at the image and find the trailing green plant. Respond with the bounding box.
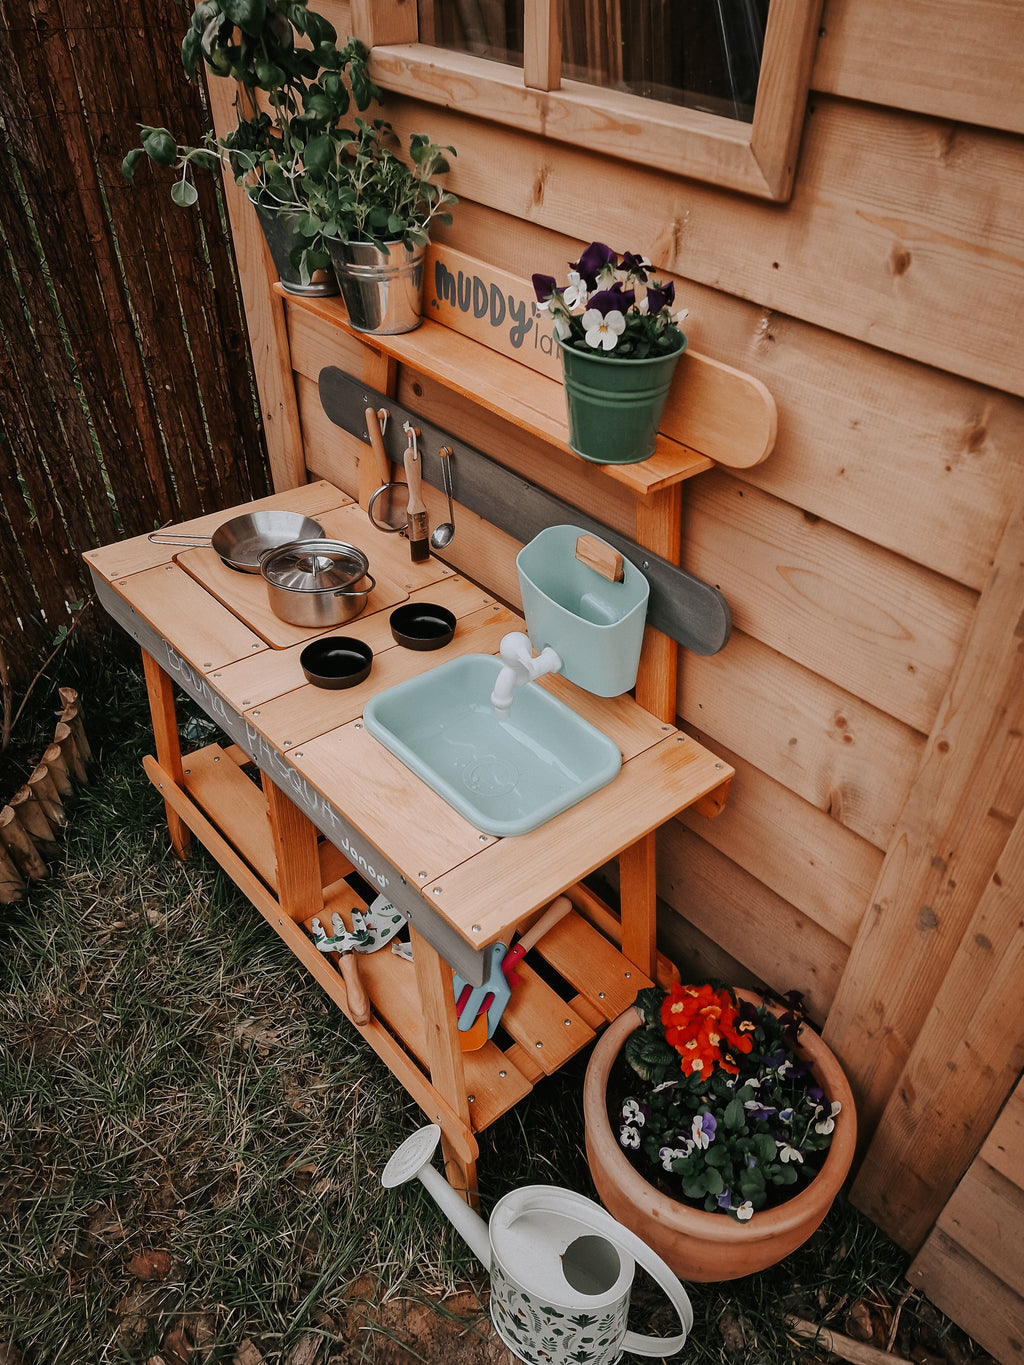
[616,984,842,1222]
[121,0,380,216]
[122,1,457,285]
[296,116,457,263]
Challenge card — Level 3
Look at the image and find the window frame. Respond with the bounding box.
[352,0,823,202]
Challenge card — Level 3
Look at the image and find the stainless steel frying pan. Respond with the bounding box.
[148,511,325,573]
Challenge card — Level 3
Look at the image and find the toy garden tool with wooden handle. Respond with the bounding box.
[453,895,573,1045]
[311,895,405,1027]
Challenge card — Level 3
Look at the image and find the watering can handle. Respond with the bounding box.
[588,1204,694,1357]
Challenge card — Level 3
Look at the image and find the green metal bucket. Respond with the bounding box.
[557,335,686,465]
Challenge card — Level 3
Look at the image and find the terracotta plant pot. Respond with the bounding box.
[583,990,857,1282]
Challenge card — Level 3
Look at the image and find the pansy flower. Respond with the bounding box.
[621,1098,645,1126]
[583,307,626,351]
[660,1144,691,1171]
[571,240,617,287]
[645,280,675,315]
[619,1123,641,1150]
[691,1112,716,1149]
[813,1100,842,1135]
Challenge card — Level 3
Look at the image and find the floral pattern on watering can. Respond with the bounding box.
[489,1260,626,1365]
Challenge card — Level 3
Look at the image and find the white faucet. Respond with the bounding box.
[490,632,562,719]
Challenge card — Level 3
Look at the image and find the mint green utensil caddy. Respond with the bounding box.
[516,525,650,697]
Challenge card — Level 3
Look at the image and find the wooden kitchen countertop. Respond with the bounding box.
[85,480,733,968]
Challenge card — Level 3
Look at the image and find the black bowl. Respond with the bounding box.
[300,637,373,689]
[389,603,456,651]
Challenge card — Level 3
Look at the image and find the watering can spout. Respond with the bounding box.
[380,1125,492,1267]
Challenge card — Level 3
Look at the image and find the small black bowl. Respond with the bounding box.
[300,636,373,689]
[389,603,457,651]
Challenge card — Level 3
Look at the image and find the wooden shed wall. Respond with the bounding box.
[209,0,1024,1296]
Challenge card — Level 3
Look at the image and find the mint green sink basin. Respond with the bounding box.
[363,654,621,836]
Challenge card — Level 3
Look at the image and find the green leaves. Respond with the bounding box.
[624,1027,677,1084]
[140,126,177,167]
[302,134,333,176]
[120,146,145,182]
[220,0,267,38]
[171,178,199,207]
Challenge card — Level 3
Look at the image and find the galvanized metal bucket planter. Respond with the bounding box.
[328,239,426,334]
[253,204,338,297]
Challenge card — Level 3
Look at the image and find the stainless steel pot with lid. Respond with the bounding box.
[260,538,376,628]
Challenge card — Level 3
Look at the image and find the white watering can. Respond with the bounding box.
[382,1125,693,1365]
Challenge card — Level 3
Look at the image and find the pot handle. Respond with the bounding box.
[147,532,212,547]
[613,1218,693,1357]
[540,1191,693,1357]
[332,572,376,600]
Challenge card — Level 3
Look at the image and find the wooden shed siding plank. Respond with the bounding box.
[658,826,847,1023]
[678,743,882,947]
[683,473,976,732]
[908,1228,1024,1365]
[936,1162,1024,1295]
[814,0,1024,135]
[825,495,1024,1149]
[435,201,1023,592]
[850,799,1024,1249]
[374,92,1024,395]
[656,910,765,1000]
[681,633,923,851]
[204,74,307,492]
[981,1084,1024,1188]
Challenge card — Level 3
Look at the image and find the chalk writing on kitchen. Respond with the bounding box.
[433,262,557,355]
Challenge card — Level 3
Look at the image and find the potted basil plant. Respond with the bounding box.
[297,117,458,334]
[121,0,380,296]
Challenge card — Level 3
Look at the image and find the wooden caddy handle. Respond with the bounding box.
[575,534,624,582]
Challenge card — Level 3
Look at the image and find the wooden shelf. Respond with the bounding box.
[283,289,713,496]
[280,243,777,497]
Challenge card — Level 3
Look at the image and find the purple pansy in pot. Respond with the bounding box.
[532,241,688,359]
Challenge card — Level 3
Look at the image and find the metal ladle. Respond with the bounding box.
[430,447,456,550]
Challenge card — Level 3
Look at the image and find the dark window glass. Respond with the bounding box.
[417,0,769,122]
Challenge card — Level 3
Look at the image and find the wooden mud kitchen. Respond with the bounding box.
[85,253,777,1201]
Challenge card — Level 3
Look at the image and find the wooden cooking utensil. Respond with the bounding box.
[402,425,430,562]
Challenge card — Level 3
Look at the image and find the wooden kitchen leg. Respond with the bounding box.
[410,925,478,1205]
[141,649,191,858]
[619,831,659,980]
[263,777,324,924]
[621,486,682,980]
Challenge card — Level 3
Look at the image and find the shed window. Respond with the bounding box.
[362,0,821,201]
[420,0,770,123]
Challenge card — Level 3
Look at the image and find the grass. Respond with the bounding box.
[0,641,994,1364]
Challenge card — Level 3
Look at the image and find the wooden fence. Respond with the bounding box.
[0,0,270,695]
